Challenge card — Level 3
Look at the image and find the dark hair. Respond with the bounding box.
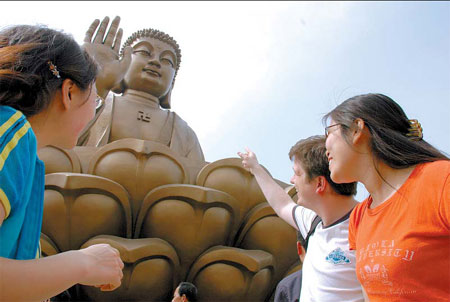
[178,282,198,302]
[289,135,357,196]
[323,93,449,169]
[296,230,302,242]
[0,25,98,117]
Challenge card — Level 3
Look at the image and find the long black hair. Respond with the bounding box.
[323,93,448,169]
[0,24,98,117]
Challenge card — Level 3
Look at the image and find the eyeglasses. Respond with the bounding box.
[95,95,104,110]
[325,123,343,138]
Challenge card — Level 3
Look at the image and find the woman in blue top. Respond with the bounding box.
[0,22,127,301]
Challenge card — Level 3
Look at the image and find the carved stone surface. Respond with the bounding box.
[235,203,298,293]
[196,158,269,222]
[39,144,297,301]
[135,184,240,279]
[87,139,189,226]
[187,246,274,302]
[40,233,59,257]
[37,145,81,174]
[80,235,180,301]
[42,173,132,251]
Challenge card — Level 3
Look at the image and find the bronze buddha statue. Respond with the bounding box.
[78,21,204,162]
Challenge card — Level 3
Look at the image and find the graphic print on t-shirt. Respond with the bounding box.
[356,240,415,263]
[356,239,417,296]
[325,247,351,265]
[359,263,392,287]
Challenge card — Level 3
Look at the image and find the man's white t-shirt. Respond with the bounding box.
[293,205,363,302]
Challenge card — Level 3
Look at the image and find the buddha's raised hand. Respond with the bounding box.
[83,16,132,98]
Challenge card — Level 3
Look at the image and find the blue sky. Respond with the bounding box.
[2,1,449,201]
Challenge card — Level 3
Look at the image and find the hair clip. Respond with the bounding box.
[406,119,423,141]
[47,60,61,79]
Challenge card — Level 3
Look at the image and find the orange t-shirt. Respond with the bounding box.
[349,160,450,302]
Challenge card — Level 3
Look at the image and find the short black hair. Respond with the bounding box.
[178,282,197,302]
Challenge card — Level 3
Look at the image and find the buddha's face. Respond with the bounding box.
[124,37,177,98]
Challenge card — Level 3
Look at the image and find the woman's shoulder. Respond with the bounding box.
[0,105,21,120]
[423,159,450,167]
[408,161,450,205]
[350,197,371,222]
[0,106,31,142]
[416,160,450,178]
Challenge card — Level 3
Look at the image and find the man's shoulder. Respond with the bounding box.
[293,206,317,224]
[293,205,319,237]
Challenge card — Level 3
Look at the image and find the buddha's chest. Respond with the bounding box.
[109,101,171,144]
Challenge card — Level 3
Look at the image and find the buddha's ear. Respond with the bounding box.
[160,86,172,109]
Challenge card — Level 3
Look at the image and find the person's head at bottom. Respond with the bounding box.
[172,282,198,302]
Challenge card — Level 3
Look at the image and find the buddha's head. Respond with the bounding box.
[120,28,181,109]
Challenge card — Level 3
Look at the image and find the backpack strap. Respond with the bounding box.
[292,205,322,251]
[304,215,322,251]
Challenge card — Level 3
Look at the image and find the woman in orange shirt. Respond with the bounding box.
[323,93,449,302]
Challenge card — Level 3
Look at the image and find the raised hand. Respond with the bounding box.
[238,147,260,173]
[78,244,124,291]
[83,16,132,98]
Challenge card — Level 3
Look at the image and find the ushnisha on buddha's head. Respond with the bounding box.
[120,28,181,109]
